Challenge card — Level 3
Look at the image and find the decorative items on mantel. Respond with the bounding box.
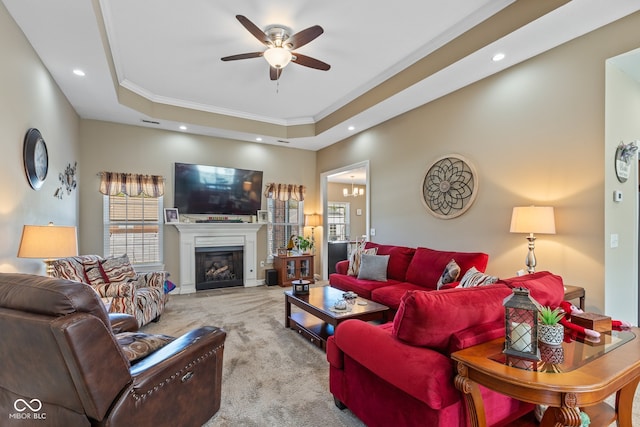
[421,154,477,219]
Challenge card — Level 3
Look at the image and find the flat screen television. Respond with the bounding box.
[174,162,263,215]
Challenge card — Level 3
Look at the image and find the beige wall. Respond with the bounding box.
[78,120,317,285]
[605,57,640,322]
[317,12,640,316]
[0,2,80,275]
[327,182,367,240]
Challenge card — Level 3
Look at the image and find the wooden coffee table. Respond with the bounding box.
[284,286,390,351]
[452,328,640,427]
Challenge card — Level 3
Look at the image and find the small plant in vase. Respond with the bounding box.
[297,236,313,254]
[538,306,565,345]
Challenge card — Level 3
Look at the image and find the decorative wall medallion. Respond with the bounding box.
[614,141,638,183]
[23,128,49,190]
[421,154,478,219]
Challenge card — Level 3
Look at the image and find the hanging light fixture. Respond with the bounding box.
[263,47,293,69]
[343,176,364,198]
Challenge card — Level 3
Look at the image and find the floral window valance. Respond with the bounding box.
[264,183,305,201]
[99,172,165,197]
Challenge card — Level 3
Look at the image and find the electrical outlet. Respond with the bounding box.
[260,260,265,267]
[370,228,376,236]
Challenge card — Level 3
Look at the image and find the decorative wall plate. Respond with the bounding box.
[421,154,478,219]
[23,128,49,190]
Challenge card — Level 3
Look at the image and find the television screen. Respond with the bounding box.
[174,162,263,215]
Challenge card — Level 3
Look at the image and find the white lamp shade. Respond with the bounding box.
[18,224,78,259]
[510,206,556,234]
[305,214,322,227]
[263,47,292,69]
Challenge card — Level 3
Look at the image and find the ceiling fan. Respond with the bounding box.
[221,15,330,81]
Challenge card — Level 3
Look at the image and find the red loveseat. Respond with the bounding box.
[327,271,566,427]
[330,242,489,310]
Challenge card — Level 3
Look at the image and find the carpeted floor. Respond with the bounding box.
[142,284,640,427]
[142,284,365,427]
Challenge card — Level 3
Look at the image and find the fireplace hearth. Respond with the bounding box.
[195,246,243,290]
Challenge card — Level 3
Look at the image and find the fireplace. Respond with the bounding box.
[173,223,263,294]
[195,246,244,290]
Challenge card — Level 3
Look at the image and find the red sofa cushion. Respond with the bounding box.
[330,273,402,300]
[364,243,415,282]
[370,282,426,310]
[405,247,489,290]
[499,271,565,307]
[392,284,512,352]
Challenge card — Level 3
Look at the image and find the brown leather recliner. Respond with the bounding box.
[0,273,226,426]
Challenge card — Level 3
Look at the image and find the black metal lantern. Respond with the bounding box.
[503,287,541,361]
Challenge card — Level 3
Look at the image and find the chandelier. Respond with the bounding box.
[343,176,364,197]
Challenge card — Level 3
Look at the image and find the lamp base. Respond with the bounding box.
[525,234,537,274]
[44,259,55,277]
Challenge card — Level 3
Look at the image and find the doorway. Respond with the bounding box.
[320,160,370,280]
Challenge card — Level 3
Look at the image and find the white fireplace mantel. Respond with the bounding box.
[173,222,263,294]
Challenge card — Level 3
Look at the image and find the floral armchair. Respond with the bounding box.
[50,254,167,327]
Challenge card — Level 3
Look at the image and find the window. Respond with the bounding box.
[327,202,349,241]
[103,194,163,267]
[267,197,303,258]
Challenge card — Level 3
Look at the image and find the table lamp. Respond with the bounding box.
[17,222,78,276]
[509,206,555,274]
[304,213,322,252]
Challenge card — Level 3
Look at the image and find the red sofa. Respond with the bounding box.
[327,271,566,427]
[330,242,490,310]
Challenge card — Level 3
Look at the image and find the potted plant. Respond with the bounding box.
[297,236,313,254]
[538,306,565,345]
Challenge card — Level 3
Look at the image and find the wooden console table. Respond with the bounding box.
[452,328,640,427]
[274,254,314,287]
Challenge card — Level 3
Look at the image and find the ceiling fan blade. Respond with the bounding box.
[221,52,264,61]
[292,53,331,71]
[285,25,324,50]
[270,67,283,81]
[236,15,270,46]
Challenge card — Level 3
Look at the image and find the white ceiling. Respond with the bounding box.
[3,0,640,151]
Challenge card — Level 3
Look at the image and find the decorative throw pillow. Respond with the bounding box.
[458,267,499,288]
[436,259,460,290]
[347,242,378,276]
[116,332,175,363]
[82,259,107,286]
[357,254,390,281]
[101,254,137,283]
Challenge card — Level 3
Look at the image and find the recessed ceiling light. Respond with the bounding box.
[256,137,263,142]
[492,53,505,62]
[348,126,355,131]
[179,125,187,131]
[73,69,85,76]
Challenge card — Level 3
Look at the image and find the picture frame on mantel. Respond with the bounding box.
[164,208,179,223]
[257,210,269,223]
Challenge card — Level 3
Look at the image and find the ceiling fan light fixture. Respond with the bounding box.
[264,47,292,69]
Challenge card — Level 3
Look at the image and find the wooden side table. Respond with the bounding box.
[452,328,640,427]
[564,285,585,310]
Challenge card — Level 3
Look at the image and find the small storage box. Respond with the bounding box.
[571,312,612,333]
